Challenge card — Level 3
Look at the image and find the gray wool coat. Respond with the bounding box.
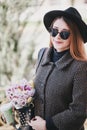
[34,47,87,130]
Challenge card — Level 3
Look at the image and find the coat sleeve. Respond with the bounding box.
[52,63,87,130]
[46,118,58,130]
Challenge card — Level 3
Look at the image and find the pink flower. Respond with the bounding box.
[6,79,35,109]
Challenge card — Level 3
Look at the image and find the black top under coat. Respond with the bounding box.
[52,48,69,62]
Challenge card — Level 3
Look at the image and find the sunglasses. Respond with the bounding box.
[49,28,70,40]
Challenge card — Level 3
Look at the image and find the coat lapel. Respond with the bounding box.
[41,47,74,70]
[41,47,52,65]
[55,51,74,70]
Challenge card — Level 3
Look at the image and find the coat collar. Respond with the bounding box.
[41,47,74,70]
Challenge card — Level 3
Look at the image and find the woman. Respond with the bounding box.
[29,7,87,130]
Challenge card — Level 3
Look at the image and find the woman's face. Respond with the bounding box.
[50,18,71,52]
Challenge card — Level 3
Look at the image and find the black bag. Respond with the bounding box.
[16,103,34,130]
[36,48,46,72]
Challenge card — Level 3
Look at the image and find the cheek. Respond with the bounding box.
[65,38,71,46]
[64,41,70,47]
[68,36,71,43]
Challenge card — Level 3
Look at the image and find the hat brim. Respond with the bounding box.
[43,10,87,43]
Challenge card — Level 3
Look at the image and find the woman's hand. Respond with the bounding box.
[28,116,46,130]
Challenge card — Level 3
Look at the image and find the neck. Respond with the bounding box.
[55,47,70,52]
[52,48,69,62]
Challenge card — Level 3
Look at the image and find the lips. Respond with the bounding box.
[54,40,63,44]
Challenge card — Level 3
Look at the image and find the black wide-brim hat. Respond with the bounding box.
[43,7,87,43]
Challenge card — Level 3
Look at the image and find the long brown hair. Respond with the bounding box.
[49,16,87,61]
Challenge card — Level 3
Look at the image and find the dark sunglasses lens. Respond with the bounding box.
[60,31,70,40]
[51,28,58,37]
[49,28,70,40]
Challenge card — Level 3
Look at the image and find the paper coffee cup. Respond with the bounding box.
[0,102,14,124]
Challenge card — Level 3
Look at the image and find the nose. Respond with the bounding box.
[55,32,61,39]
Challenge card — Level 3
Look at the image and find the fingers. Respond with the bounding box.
[28,117,37,126]
[28,122,35,130]
[32,117,37,121]
[28,116,46,130]
[28,119,36,130]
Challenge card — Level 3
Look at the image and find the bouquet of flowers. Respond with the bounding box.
[6,79,35,109]
[5,79,35,129]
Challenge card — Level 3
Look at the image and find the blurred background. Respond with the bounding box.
[0,0,87,129]
[0,0,87,97]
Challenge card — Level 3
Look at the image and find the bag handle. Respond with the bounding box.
[36,48,46,72]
